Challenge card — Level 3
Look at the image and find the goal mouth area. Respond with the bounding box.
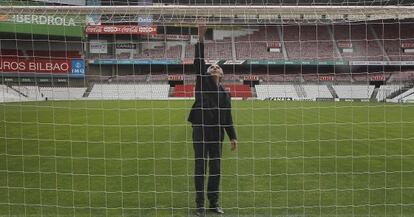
[1,5,413,23]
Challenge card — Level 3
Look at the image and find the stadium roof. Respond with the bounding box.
[1,0,413,23]
[103,0,412,6]
[1,0,413,5]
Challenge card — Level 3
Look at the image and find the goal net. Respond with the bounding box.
[1,2,414,216]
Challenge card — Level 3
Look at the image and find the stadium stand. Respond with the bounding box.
[40,87,87,100]
[135,44,182,59]
[332,85,375,99]
[398,22,414,61]
[174,85,194,97]
[283,25,341,60]
[302,85,334,99]
[88,84,170,100]
[83,22,414,62]
[393,87,414,102]
[206,38,233,60]
[1,49,81,59]
[234,26,283,60]
[0,84,25,102]
[352,73,382,82]
[174,84,252,98]
[225,84,253,98]
[403,92,414,102]
[148,74,168,82]
[0,49,24,57]
[235,26,284,60]
[12,85,43,100]
[376,84,403,101]
[256,84,333,100]
[81,22,414,62]
[256,84,298,100]
[185,38,233,60]
[26,50,82,59]
[388,71,414,82]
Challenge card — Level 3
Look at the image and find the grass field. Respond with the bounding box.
[1,100,414,217]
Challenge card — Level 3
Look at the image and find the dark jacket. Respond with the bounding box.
[187,42,237,140]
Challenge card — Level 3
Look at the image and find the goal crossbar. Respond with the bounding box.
[1,5,413,18]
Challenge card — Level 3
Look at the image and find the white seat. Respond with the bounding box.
[40,87,87,100]
[332,85,375,99]
[88,84,170,100]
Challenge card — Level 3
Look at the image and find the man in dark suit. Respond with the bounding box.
[188,19,238,217]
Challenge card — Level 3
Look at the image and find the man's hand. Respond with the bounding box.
[197,17,207,42]
[230,139,237,152]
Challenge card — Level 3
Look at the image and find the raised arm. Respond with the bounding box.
[194,18,207,75]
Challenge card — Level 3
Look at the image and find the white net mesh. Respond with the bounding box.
[1,1,414,216]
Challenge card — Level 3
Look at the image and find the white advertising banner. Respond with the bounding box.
[115,42,137,59]
[351,61,414,66]
[33,0,86,5]
[89,40,107,54]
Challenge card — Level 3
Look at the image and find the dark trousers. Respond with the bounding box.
[192,125,223,207]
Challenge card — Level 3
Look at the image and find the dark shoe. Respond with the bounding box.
[209,205,224,214]
[195,207,205,217]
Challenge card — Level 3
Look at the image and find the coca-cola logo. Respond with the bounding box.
[121,26,138,32]
[103,26,119,33]
[139,26,156,33]
[86,26,101,32]
[86,25,157,35]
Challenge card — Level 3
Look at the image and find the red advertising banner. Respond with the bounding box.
[319,75,334,81]
[371,74,386,81]
[338,42,353,48]
[401,43,414,48]
[243,75,259,81]
[168,75,183,81]
[267,42,281,48]
[0,58,71,74]
[85,25,157,35]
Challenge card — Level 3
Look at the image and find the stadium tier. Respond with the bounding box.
[174,84,194,97]
[256,84,334,100]
[376,84,404,101]
[11,85,43,100]
[82,22,414,62]
[0,84,25,102]
[174,84,252,98]
[256,84,299,99]
[302,85,333,99]
[2,82,412,102]
[40,87,87,100]
[403,91,414,101]
[332,85,375,99]
[393,87,414,102]
[88,84,170,100]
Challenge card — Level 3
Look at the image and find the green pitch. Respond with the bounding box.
[1,100,414,217]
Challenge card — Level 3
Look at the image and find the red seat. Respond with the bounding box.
[174,85,194,97]
[174,84,252,98]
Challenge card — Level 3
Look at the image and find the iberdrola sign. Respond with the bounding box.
[9,15,77,26]
[0,14,85,37]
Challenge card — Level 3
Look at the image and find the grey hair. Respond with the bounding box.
[207,64,224,76]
